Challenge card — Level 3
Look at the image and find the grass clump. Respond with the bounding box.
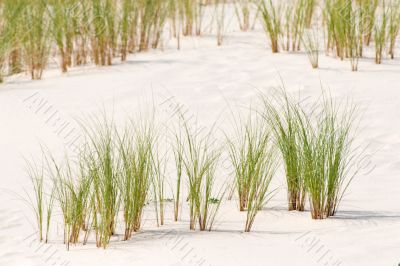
[21,0,51,80]
[234,0,253,31]
[348,7,362,71]
[214,0,227,46]
[262,92,306,211]
[262,88,359,219]
[324,0,352,60]
[358,0,379,46]
[0,0,24,82]
[40,152,92,250]
[179,0,205,36]
[283,0,307,52]
[296,94,358,219]
[388,1,400,59]
[302,27,319,69]
[26,112,160,249]
[374,3,388,64]
[82,116,120,248]
[50,0,78,72]
[258,0,282,53]
[181,120,224,231]
[244,143,276,232]
[118,119,156,239]
[227,111,277,231]
[64,163,92,246]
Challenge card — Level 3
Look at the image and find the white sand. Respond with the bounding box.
[0,11,400,266]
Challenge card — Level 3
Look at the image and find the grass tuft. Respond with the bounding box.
[227,109,278,231]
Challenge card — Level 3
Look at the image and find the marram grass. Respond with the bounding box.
[294,93,358,219]
[227,110,277,231]
[262,91,306,211]
[24,89,363,248]
[181,118,225,231]
[0,0,399,81]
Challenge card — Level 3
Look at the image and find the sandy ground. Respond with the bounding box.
[0,9,400,266]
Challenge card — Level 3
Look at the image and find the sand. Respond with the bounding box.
[0,7,399,266]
